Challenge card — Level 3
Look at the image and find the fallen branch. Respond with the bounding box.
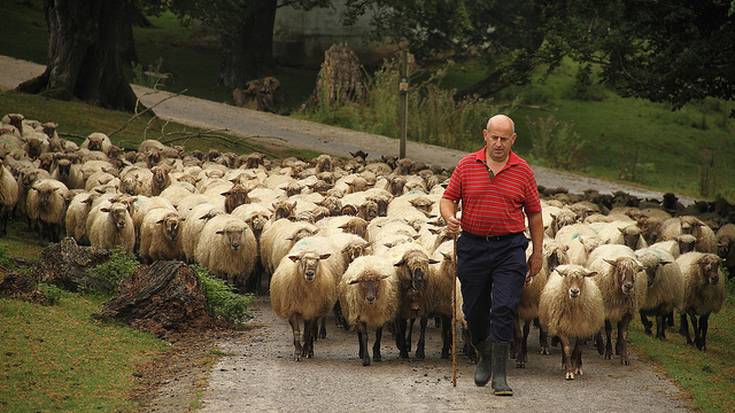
[109,88,189,138]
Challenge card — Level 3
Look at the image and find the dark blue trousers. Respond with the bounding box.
[456,232,528,345]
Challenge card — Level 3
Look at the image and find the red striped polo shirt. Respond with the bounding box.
[443,147,542,236]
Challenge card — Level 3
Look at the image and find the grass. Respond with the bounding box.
[0,291,167,412]
[629,294,735,413]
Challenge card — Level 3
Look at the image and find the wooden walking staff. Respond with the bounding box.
[451,233,458,387]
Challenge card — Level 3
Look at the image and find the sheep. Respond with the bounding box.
[26,178,69,242]
[716,223,735,278]
[88,202,135,252]
[592,221,648,249]
[159,181,196,207]
[150,165,171,196]
[195,214,258,291]
[84,171,118,192]
[589,251,646,365]
[514,239,569,367]
[339,256,400,365]
[634,248,684,339]
[649,234,697,258]
[81,132,112,154]
[316,216,368,239]
[179,203,225,262]
[176,193,225,219]
[387,243,439,359]
[65,192,97,243]
[538,264,605,380]
[677,252,726,351]
[231,203,273,239]
[426,240,457,359]
[692,223,717,254]
[547,208,579,238]
[260,218,319,275]
[138,208,183,263]
[270,251,337,361]
[658,216,702,241]
[0,161,19,236]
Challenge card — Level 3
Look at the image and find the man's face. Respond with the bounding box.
[483,125,516,162]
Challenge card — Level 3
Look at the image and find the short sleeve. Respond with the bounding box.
[523,167,542,214]
[442,162,463,201]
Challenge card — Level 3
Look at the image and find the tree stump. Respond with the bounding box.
[33,237,113,292]
[96,261,210,337]
[232,77,282,112]
[303,44,368,110]
[0,265,46,304]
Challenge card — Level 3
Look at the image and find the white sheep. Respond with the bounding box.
[339,255,400,365]
[716,223,735,277]
[634,248,683,339]
[159,181,197,207]
[26,178,68,242]
[138,208,183,263]
[88,202,135,252]
[538,265,605,380]
[260,218,319,275]
[81,132,113,154]
[270,251,337,361]
[677,252,726,351]
[179,203,225,262]
[0,161,19,236]
[65,192,97,243]
[195,214,258,290]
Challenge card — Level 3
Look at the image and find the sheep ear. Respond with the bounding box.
[603,258,617,267]
[394,258,405,267]
[440,251,451,260]
[660,259,672,266]
[428,227,440,234]
[427,258,441,265]
[348,279,360,285]
[319,253,331,260]
[215,230,224,234]
[412,234,422,240]
[379,274,391,280]
[618,227,626,234]
[156,219,165,224]
[100,207,110,213]
[338,224,348,229]
[221,191,230,196]
[584,271,598,278]
[288,255,300,262]
[556,269,568,277]
[285,236,294,241]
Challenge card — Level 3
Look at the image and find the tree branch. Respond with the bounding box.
[108,88,189,138]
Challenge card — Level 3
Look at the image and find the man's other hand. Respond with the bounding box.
[446,216,462,235]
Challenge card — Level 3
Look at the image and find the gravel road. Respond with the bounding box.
[198,299,689,412]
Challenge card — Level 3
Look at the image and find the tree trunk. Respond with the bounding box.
[33,237,114,292]
[16,0,138,112]
[219,0,277,90]
[96,261,211,337]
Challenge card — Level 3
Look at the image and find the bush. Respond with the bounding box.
[194,265,252,324]
[567,64,605,101]
[83,249,139,294]
[528,115,589,170]
[37,282,64,305]
[0,244,13,269]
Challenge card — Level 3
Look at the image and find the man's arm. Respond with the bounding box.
[440,198,461,235]
[526,211,544,282]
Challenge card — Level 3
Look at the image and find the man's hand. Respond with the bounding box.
[526,252,542,285]
[446,216,462,235]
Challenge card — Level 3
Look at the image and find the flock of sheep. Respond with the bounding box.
[1,112,733,381]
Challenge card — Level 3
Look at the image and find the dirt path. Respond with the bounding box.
[198,299,689,412]
[0,54,695,204]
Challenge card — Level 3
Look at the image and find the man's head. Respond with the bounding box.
[482,114,517,162]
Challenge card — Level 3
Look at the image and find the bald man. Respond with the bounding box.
[440,114,544,396]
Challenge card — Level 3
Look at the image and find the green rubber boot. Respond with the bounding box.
[473,338,493,386]
[491,342,513,396]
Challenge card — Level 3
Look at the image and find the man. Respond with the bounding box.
[440,114,543,396]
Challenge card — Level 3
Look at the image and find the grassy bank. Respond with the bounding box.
[629,283,735,413]
[0,292,167,412]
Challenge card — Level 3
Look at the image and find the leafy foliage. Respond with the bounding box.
[37,283,64,306]
[0,244,14,269]
[84,249,140,294]
[194,265,252,323]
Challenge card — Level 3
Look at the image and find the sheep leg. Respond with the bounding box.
[604,321,613,360]
[688,309,700,347]
[373,327,383,362]
[539,325,550,355]
[319,316,327,340]
[302,319,314,359]
[333,301,350,330]
[406,318,415,354]
[551,335,560,347]
[594,332,604,355]
[440,315,451,359]
[357,329,366,359]
[357,322,370,366]
[517,320,530,368]
[618,315,632,365]
[655,313,667,340]
[512,317,521,363]
[560,335,574,380]
[395,319,409,358]
[696,313,709,351]
[289,315,303,361]
[639,310,654,336]
[666,311,675,328]
[415,317,427,360]
[572,338,584,376]
[679,312,693,344]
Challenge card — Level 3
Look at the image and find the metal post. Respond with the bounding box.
[399,49,408,159]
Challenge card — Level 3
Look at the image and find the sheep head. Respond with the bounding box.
[341,240,371,264]
[544,241,569,273]
[151,165,171,195]
[389,176,406,196]
[284,181,303,197]
[394,250,439,291]
[555,265,597,299]
[157,213,183,242]
[718,234,733,258]
[358,200,378,221]
[636,253,672,288]
[243,152,266,169]
[101,203,130,230]
[348,271,391,305]
[314,154,333,173]
[286,227,318,244]
[695,254,721,285]
[677,234,697,254]
[349,150,368,163]
[311,206,331,222]
[338,217,368,239]
[346,177,368,193]
[32,184,60,209]
[215,224,246,251]
[395,158,413,175]
[288,251,331,282]
[319,196,342,216]
[340,204,358,216]
[408,197,433,214]
[619,224,642,249]
[7,113,24,134]
[602,257,643,296]
[245,213,268,237]
[86,133,106,151]
[222,184,250,214]
[316,172,334,185]
[272,200,296,220]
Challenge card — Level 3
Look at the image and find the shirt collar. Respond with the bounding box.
[473,146,522,166]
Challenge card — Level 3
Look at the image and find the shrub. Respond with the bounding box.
[528,115,589,170]
[37,282,64,305]
[0,244,13,269]
[83,249,139,294]
[194,265,252,324]
[567,64,605,101]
